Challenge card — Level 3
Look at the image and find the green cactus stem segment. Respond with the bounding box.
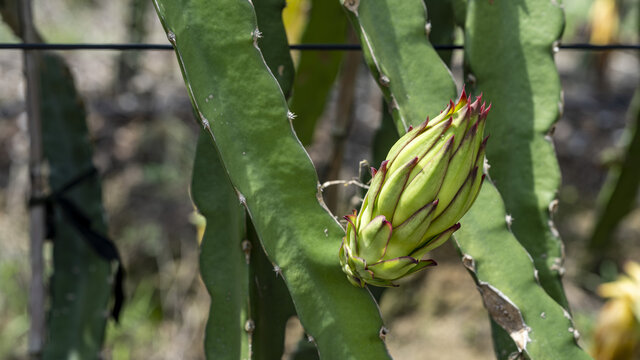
[340,90,490,287]
[153,0,392,357]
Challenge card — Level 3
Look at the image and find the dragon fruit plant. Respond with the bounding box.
[340,91,490,287]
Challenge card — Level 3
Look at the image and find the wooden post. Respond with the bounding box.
[18,0,46,358]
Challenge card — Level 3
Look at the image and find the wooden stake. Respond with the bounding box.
[18,0,46,358]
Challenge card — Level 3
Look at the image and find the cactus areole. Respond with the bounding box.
[340,91,491,287]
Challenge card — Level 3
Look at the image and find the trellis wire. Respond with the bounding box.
[0,42,639,51]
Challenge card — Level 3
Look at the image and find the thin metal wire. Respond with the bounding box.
[0,43,174,50]
[0,42,639,51]
[558,43,640,50]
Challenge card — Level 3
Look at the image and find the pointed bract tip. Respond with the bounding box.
[458,84,468,103]
[482,103,492,118]
[370,167,377,177]
[459,86,468,102]
[379,160,389,174]
[344,213,357,227]
[344,214,356,223]
[451,222,462,231]
[469,121,479,136]
[443,117,454,129]
[398,256,419,265]
[366,268,374,276]
[416,258,438,267]
[482,135,490,147]
[477,110,488,125]
[417,117,430,132]
[445,135,455,150]
[407,125,413,132]
[470,97,481,112]
[456,94,468,109]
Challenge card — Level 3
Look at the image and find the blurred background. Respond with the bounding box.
[0,0,638,359]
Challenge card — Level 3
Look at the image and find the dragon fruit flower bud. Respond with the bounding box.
[339,90,490,287]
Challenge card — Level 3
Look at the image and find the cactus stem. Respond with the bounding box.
[390,96,400,111]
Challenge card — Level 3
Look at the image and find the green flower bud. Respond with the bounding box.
[339,90,490,287]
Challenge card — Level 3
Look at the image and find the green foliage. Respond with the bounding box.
[424,0,456,65]
[39,53,115,360]
[247,220,297,360]
[464,0,569,309]
[253,0,295,97]
[343,0,590,358]
[0,4,118,357]
[104,282,163,360]
[194,3,298,358]
[341,0,457,129]
[340,95,488,287]
[289,0,348,145]
[3,0,614,358]
[153,0,390,358]
[192,131,250,359]
[372,101,399,168]
[589,89,640,263]
[456,184,591,359]
[250,3,297,355]
[0,262,29,358]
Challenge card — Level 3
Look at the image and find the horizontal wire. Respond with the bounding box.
[0,43,174,50]
[0,42,638,51]
[559,43,640,50]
